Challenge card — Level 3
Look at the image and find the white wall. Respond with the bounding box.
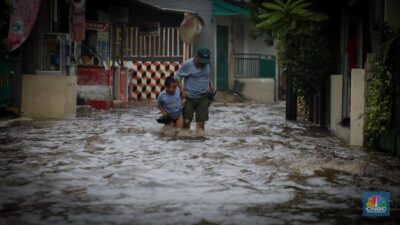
[350,69,365,147]
[21,74,77,119]
[330,70,366,147]
[230,17,275,55]
[237,78,275,104]
[242,18,275,56]
[230,17,277,95]
[330,74,350,143]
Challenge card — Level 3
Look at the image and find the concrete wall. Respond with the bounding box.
[243,18,275,56]
[237,78,274,104]
[350,69,365,147]
[230,17,278,103]
[21,74,77,119]
[330,74,350,143]
[330,70,366,147]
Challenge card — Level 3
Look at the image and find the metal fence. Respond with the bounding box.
[115,27,193,59]
[234,53,276,78]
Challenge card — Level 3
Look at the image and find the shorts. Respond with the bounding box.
[183,96,209,122]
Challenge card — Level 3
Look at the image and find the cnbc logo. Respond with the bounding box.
[363,192,390,217]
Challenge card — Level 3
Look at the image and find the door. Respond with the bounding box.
[0,53,14,108]
[217,26,228,90]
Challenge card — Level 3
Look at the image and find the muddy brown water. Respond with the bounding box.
[0,102,399,225]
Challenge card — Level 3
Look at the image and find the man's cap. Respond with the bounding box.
[197,48,210,64]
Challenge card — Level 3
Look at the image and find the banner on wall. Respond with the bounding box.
[7,0,42,52]
[71,0,86,42]
[86,21,110,31]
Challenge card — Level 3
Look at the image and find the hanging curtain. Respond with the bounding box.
[71,0,86,42]
[7,0,42,52]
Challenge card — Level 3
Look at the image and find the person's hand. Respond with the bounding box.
[180,91,187,99]
[181,98,187,105]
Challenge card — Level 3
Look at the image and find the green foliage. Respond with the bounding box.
[364,23,399,149]
[372,22,400,61]
[365,60,393,148]
[255,0,326,38]
[283,29,331,97]
[251,0,331,99]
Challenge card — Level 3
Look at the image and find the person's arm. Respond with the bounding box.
[158,106,168,116]
[176,79,187,98]
[174,61,191,98]
[209,79,214,93]
[157,95,168,116]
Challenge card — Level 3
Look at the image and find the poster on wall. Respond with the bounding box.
[7,0,42,52]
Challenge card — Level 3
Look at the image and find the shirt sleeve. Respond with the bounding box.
[157,94,164,107]
[174,60,192,80]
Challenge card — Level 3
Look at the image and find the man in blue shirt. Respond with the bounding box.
[174,48,213,130]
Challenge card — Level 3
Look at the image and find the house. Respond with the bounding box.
[76,0,186,109]
[129,0,278,103]
[3,0,78,119]
[2,0,191,114]
[80,0,278,105]
[311,0,400,155]
[78,0,195,103]
[2,0,278,119]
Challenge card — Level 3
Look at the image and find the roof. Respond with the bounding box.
[135,0,195,14]
[209,0,250,16]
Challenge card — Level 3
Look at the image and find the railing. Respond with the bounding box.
[115,27,193,60]
[234,53,276,78]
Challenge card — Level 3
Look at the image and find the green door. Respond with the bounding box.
[217,26,228,90]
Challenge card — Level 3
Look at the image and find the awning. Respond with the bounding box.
[136,0,195,14]
[209,0,250,17]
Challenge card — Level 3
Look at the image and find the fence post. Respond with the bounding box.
[113,67,121,100]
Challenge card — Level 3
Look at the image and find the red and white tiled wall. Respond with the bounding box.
[125,61,181,100]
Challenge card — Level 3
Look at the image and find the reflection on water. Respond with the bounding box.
[0,102,399,225]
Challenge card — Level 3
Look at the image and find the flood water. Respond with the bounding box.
[0,102,399,225]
